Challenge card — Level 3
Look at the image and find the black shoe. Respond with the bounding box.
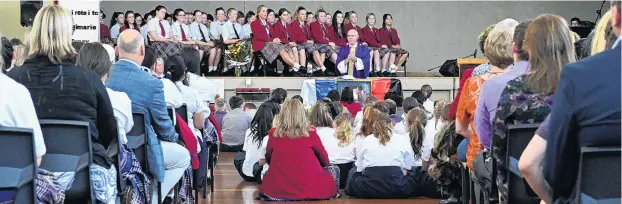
[369,72,379,77]
[292,71,304,77]
[389,72,397,77]
[439,186,461,204]
[313,70,324,77]
[381,71,390,77]
[324,70,336,77]
[162,197,173,204]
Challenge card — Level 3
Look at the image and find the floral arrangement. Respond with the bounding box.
[224,40,251,65]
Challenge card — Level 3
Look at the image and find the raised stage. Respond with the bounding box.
[210,76,458,104]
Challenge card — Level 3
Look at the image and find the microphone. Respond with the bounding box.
[473,49,477,58]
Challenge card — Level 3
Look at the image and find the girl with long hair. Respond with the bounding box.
[378,14,409,77]
[120,10,139,32]
[233,101,280,182]
[250,5,302,73]
[344,106,415,198]
[258,99,338,201]
[331,10,347,47]
[272,8,301,75]
[362,13,392,76]
[344,11,365,44]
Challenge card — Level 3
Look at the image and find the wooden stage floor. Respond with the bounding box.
[199,152,440,204]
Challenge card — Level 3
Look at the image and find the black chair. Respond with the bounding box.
[39,120,96,204]
[176,104,189,123]
[249,51,270,76]
[504,123,540,204]
[575,146,621,203]
[125,112,151,203]
[0,127,37,203]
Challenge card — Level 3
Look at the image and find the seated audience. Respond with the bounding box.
[543,2,621,201]
[105,29,190,203]
[362,13,394,77]
[141,46,184,107]
[456,19,518,172]
[174,51,210,141]
[214,98,227,127]
[340,87,362,116]
[188,10,215,62]
[491,14,575,202]
[377,14,408,76]
[221,96,253,152]
[8,5,120,203]
[77,42,152,202]
[259,99,338,201]
[404,108,443,198]
[243,103,258,118]
[353,95,378,126]
[250,5,302,75]
[310,8,338,76]
[384,99,401,123]
[272,8,302,76]
[234,101,280,182]
[269,88,288,105]
[393,97,421,135]
[344,106,414,198]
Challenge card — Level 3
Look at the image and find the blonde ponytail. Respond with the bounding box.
[334,112,354,147]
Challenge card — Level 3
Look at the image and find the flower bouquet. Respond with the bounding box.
[224,41,252,76]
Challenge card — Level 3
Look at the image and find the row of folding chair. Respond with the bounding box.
[460,123,621,203]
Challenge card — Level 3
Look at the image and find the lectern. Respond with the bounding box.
[451,58,487,97]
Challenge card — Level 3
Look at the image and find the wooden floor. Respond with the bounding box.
[198,152,440,204]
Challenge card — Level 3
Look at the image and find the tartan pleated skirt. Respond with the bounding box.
[314,44,337,56]
[151,41,196,59]
[370,47,391,58]
[296,42,316,53]
[389,47,409,55]
[261,42,286,63]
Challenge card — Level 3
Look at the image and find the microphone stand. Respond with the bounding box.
[595,0,606,23]
[452,49,478,98]
[427,49,478,72]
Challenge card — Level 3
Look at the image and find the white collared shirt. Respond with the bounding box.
[209,21,225,40]
[241,23,252,39]
[147,18,171,39]
[242,129,264,177]
[110,23,122,39]
[106,88,133,145]
[423,99,434,115]
[186,72,220,103]
[316,127,356,164]
[174,81,209,138]
[0,72,46,157]
[354,132,415,172]
[160,78,183,108]
[140,25,149,40]
[171,21,192,41]
[189,22,211,42]
[222,20,243,41]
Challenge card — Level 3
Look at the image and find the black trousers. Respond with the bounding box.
[335,162,354,189]
[220,143,243,152]
[233,151,256,182]
[408,166,445,198]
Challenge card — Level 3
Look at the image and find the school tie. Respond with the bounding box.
[348,45,356,76]
[321,24,328,41]
[301,23,308,39]
[232,23,240,39]
[199,25,207,42]
[159,21,166,37]
[180,24,187,41]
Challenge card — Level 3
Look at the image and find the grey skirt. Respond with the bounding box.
[296,42,316,53]
[389,47,409,55]
[151,41,182,59]
[371,47,391,58]
[314,44,337,56]
[261,42,286,63]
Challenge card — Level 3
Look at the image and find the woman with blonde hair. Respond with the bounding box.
[7,5,119,203]
[344,106,415,198]
[492,14,575,202]
[259,99,338,201]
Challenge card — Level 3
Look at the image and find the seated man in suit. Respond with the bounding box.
[106,29,190,203]
[544,1,622,202]
[336,29,371,79]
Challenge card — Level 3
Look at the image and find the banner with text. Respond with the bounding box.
[59,0,100,43]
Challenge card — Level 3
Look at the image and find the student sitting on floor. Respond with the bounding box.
[310,102,356,189]
[403,108,444,198]
[344,106,415,199]
[233,101,280,182]
[259,99,339,201]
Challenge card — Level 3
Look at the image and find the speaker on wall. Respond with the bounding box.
[20,0,43,27]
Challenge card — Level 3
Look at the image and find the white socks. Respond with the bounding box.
[381,68,387,73]
[208,66,216,72]
[320,66,326,72]
[307,65,314,73]
[293,63,301,72]
[390,64,398,73]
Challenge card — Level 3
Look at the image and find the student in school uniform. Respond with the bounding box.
[147,5,187,60]
[362,14,390,77]
[242,11,256,39]
[306,12,315,25]
[234,101,280,182]
[344,106,416,199]
[378,14,409,77]
[310,102,356,189]
[310,8,338,76]
[331,10,348,48]
[273,8,302,76]
[344,11,366,45]
[120,11,140,33]
[207,7,226,75]
[403,108,444,198]
[250,5,303,74]
[267,9,277,26]
[171,9,195,45]
[221,7,247,76]
[289,6,315,75]
[189,10,216,63]
[259,99,339,201]
[110,12,124,41]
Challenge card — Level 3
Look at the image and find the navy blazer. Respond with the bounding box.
[106,59,179,182]
[544,45,621,200]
